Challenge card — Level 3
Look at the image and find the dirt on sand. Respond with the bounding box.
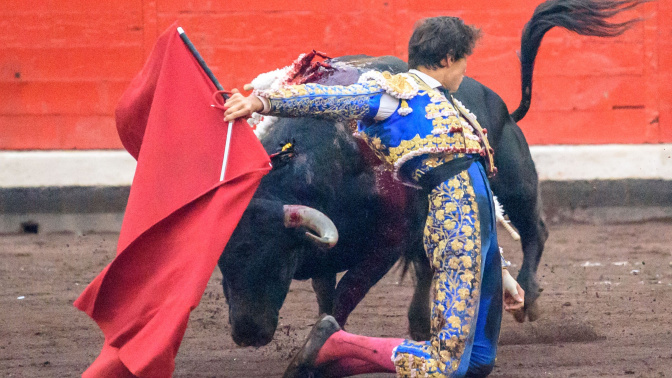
[1,221,672,377]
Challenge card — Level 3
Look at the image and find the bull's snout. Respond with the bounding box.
[231,316,277,347]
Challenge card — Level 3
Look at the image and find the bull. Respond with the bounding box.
[219,112,426,347]
[218,0,647,347]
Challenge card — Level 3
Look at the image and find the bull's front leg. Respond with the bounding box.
[407,243,432,341]
[330,244,401,328]
[311,274,336,315]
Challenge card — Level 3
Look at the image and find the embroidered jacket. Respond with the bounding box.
[256,71,495,185]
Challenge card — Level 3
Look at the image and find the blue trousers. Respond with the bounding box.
[393,161,502,378]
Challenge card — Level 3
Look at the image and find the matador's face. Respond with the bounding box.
[443,57,467,93]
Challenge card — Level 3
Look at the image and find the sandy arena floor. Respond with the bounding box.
[1,221,671,377]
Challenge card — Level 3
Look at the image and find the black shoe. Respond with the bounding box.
[283,315,341,378]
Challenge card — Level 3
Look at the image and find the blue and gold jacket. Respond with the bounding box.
[257,71,495,186]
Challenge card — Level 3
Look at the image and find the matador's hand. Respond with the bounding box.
[223,89,264,122]
[502,269,525,312]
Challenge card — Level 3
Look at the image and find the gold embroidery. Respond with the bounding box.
[452,96,497,176]
[393,171,484,377]
[382,72,416,96]
[383,133,483,167]
[359,71,419,99]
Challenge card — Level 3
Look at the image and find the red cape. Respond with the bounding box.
[74,23,270,377]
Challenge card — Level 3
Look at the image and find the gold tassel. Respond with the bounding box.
[398,99,413,116]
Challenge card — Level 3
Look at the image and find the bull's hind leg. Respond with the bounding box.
[490,121,549,322]
[330,245,401,328]
[501,189,548,322]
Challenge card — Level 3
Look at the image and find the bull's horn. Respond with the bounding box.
[283,205,338,248]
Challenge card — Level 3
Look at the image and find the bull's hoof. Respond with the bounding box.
[510,300,542,323]
[512,309,526,323]
[408,307,431,341]
[409,326,431,341]
[283,315,341,378]
[526,301,541,322]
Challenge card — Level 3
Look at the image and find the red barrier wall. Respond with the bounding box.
[1,0,669,149]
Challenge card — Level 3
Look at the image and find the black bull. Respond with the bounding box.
[218,0,645,347]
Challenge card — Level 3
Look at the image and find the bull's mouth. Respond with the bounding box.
[233,332,274,347]
[229,310,279,347]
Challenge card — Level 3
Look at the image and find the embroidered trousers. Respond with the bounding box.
[393,161,502,378]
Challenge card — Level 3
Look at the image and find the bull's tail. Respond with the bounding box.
[510,0,649,122]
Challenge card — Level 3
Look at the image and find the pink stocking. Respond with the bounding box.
[314,330,403,373]
[317,358,385,377]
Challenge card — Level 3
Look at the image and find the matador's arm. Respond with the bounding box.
[254,71,420,122]
[255,82,385,122]
[224,71,419,123]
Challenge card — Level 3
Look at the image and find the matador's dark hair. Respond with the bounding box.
[408,16,482,69]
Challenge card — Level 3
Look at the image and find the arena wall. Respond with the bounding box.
[2,0,670,149]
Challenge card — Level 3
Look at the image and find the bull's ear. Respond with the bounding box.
[269,141,296,171]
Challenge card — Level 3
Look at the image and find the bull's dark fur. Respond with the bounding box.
[219,115,426,346]
[512,0,649,120]
[219,0,646,347]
